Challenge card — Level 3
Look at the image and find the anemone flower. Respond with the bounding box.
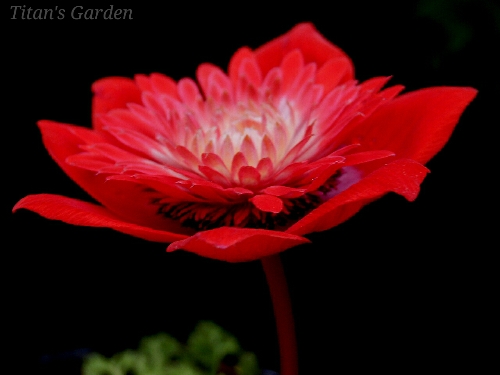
[13,23,476,375]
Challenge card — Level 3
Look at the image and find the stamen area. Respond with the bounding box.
[154,173,341,230]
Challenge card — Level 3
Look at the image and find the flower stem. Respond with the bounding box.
[261,254,298,375]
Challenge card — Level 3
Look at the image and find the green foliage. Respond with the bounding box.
[82,321,260,375]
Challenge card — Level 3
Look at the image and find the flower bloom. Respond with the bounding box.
[13,23,476,262]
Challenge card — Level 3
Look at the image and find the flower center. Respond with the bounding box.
[77,54,396,231]
[155,173,340,230]
[155,81,319,192]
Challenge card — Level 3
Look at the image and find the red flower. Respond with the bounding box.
[13,23,476,262]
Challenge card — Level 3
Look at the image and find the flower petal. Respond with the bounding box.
[36,120,187,232]
[287,159,429,236]
[13,194,189,242]
[91,77,142,131]
[339,86,478,164]
[196,64,233,104]
[254,23,354,80]
[228,47,254,88]
[250,194,284,213]
[316,56,355,94]
[167,227,310,262]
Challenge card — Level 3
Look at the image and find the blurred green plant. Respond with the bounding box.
[82,321,260,375]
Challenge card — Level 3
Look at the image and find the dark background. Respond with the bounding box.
[6,1,497,374]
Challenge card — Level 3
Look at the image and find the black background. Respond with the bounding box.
[6,2,497,374]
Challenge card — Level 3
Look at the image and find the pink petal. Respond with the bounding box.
[177,77,204,110]
[238,56,263,90]
[231,152,248,180]
[202,153,230,176]
[175,145,201,168]
[256,157,274,180]
[199,165,231,187]
[228,47,254,87]
[103,125,172,164]
[167,227,310,262]
[205,65,234,104]
[196,63,217,96]
[99,107,166,140]
[261,67,283,103]
[240,135,259,166]
[238,166,261,187]
[261,135,277,163]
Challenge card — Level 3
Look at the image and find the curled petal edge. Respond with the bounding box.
[339,86,478,165]
[13,194,189,243]
[167,227,310,262]
[37,120,183,231]
[286,159,430,236]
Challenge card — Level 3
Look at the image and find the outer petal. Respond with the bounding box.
[13,194,189,243]
[286,159,429,236]
[91,77,142,131]
[167,227,310,262]
[37,120,191,235]
[254,23,354,81]
[338,87,477,165]
[315,56,355,93]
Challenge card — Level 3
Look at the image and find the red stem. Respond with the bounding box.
[261,254,298,375]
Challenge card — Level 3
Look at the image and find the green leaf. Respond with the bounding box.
[186,321,241,373]
[81,321,260,375]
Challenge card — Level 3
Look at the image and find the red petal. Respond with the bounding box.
[256,157,274,180]
[178,77,204,109]
[228,47,254,87]
[238,56,263,90]
[287,159,429,236]
[196,63,233,103]
[13,194,190,242]
[250,194,284,213]
[134,73,179,99]
[280,49,304,93]
[240,135,258,166]
[231,152,248,180]
[202,152,230,175]
[91,77,142,131]
[99,107,167,140]
[342,150,395,166]
[316,57,355,93]
[254,23,354,79]
[238,166,261,187]
[36,120,183,231]
[199,165,231,186]
[149,73,179,98]
[340,87,477,164]
[261,186,306,199]
[167,227,310,262]
[196,63,216,96]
